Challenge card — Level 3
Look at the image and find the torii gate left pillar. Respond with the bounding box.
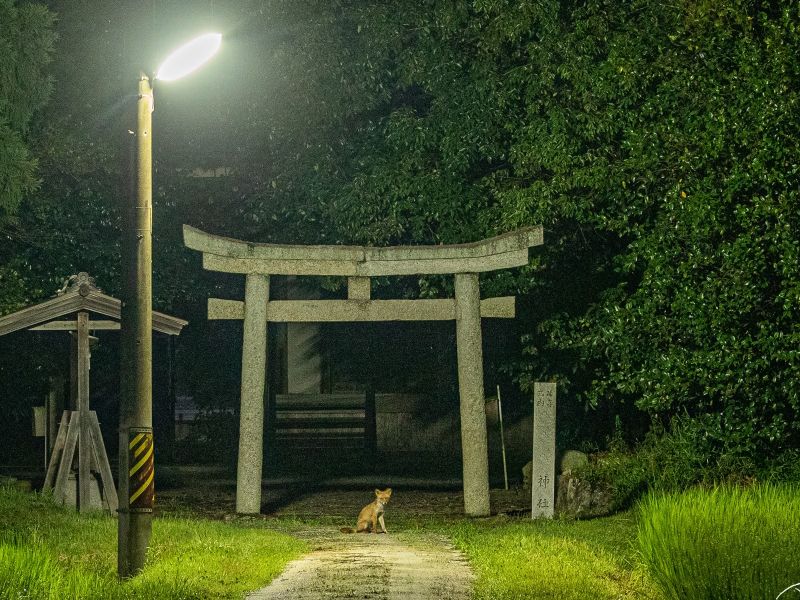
[455,272,490,515]
[185,225,543,516]
[237,273,269,514]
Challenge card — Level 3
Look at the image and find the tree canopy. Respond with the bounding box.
[0,0,54,310]
[2,0,799,462]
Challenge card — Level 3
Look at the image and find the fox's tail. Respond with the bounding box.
[339,527,355,534]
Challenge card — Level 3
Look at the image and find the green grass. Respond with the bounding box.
[0,486,307,599]
[400,513,661,600]
[638,484,800,600]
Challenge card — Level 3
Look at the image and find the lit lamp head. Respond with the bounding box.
[155,32,222,82]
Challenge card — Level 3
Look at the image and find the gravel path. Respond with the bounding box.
[247,527,474,600]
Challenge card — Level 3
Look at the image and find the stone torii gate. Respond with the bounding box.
[184,224,543,516]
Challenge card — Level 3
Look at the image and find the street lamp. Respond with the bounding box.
[119,32,221,579]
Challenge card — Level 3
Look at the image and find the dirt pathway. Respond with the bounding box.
[246,527,474,600]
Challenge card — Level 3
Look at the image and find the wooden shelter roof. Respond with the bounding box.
[0,273,188,337]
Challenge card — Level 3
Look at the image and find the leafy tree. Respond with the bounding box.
[3,0,798,466]
[0,0,55,311]
[0,0,54,222]
[231,1,800,459]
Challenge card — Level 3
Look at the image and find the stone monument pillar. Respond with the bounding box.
[531,382,556,518]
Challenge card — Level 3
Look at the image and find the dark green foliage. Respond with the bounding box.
[0,0,55,222]
[2,0,799,468]
[257,0,800,460]
[545,0,800,460]
[0,0,55,312]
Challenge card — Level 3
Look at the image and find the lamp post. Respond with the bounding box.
[119,32,221,578]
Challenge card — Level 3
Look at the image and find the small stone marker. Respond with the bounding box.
[531,382,556,519]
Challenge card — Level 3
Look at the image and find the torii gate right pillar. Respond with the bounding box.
[455,272,491,516]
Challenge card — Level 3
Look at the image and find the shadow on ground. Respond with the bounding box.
[155,465,531,520]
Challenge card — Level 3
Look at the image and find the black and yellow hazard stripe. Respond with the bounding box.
[128,430,155,511]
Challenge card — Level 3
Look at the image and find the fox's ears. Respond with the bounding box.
[375,488,392,496]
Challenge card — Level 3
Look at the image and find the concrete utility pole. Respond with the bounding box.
[119,72,155,578]
[117,34,221,578]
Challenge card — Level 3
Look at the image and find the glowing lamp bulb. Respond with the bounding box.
[156,33,222,81]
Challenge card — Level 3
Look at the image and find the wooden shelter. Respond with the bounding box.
[0,273,187,513]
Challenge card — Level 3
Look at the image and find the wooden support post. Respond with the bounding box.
[89,412,118,511]
[54,414,79,505]
[236,273,269,514]
[77,312,91,512]
[44,412,70,490]
[69,333,78,411]
[47,377,64,454]
[454,272,491,517]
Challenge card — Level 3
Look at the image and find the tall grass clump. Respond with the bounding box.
[0,543,108,599]
[638,484,800,600]
[0,485,307,599]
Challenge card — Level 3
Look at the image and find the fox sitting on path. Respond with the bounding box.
[340,488,392,534]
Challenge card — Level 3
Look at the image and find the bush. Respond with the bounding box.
[637,484,800,600]
[574,417,771,511]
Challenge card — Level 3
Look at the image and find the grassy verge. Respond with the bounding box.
[0,486,307,599]
[397,512,661,600]
[638,483,800,600]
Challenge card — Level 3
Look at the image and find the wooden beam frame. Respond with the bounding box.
[31,320,121,331]
[0,288,187,336]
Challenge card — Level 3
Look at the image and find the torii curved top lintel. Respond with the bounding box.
[183,224,543,277]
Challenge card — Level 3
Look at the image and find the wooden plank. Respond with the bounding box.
[31,320,121,331]
[275,417,366,428]
[0,292,83,336]
[275,393,366,410]
[69,333,78,411]
[273,392,369,450]
[276,409,365,419]
[43,412,70,490]
[54,413,79,504]
[0,288,187,337]
[47,377,64,453]
[89,411,118,512]
[275,436,365,444]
